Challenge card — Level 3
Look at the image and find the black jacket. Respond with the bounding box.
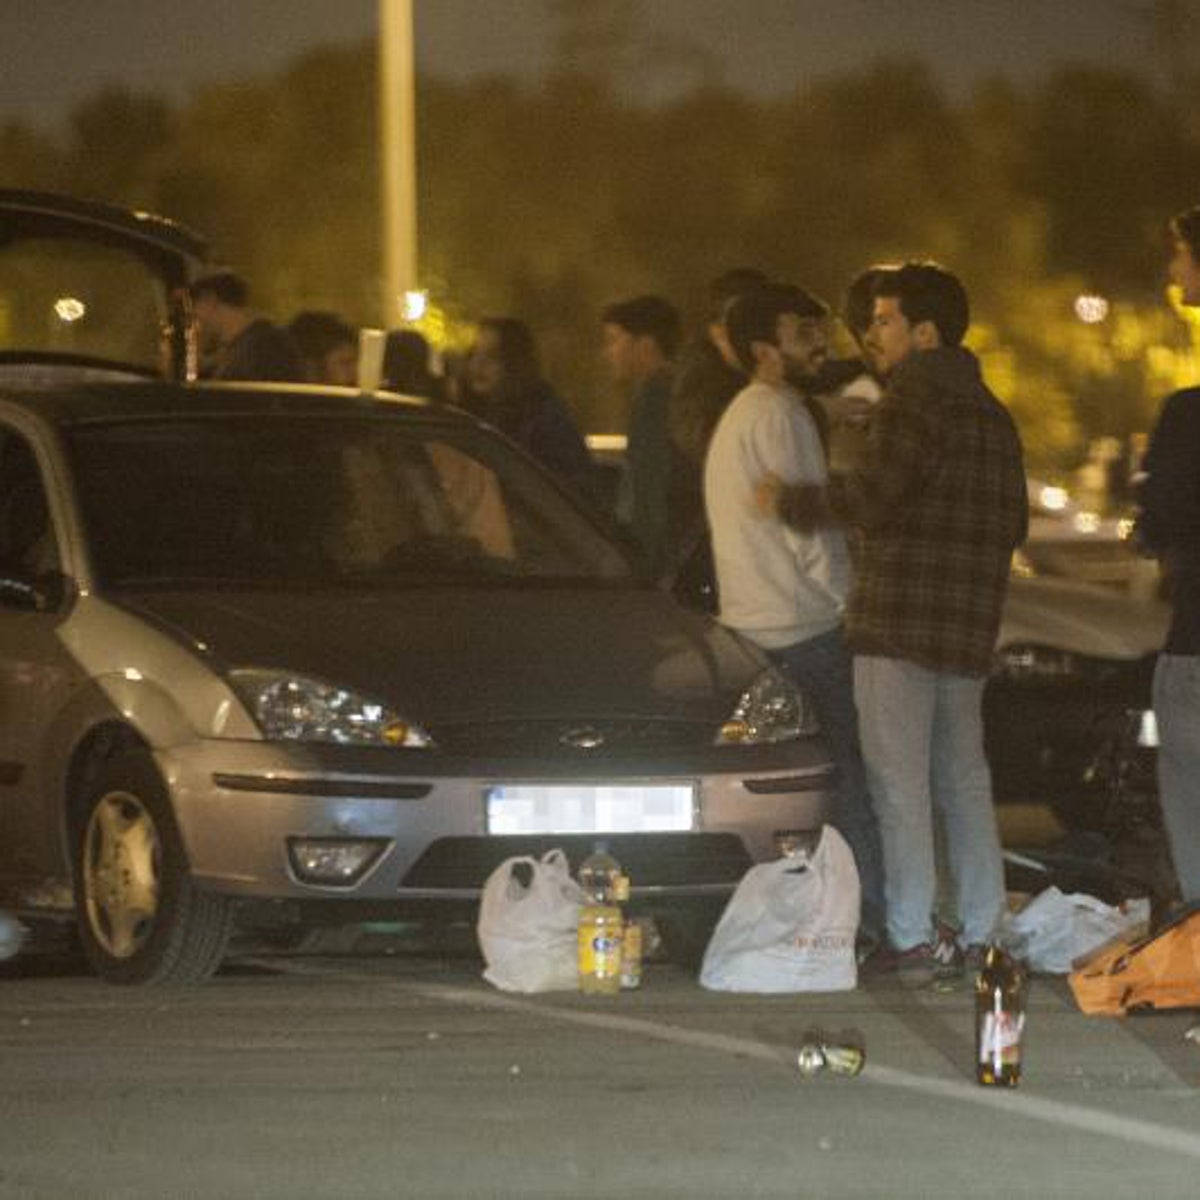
[1138,385,1200,653]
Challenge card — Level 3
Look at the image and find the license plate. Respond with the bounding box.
[485,783,696,835]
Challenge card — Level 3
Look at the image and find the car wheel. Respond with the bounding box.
[73,748,233,984]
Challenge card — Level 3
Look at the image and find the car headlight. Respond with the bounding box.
[716,667,817,745]
[228,669,433,748]
[995,644,1083,680]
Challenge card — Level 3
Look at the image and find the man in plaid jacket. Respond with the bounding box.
[773,262,1026,981]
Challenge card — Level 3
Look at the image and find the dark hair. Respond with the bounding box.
[873,261,969,346]
[724,283,829,374]
[601,294,682,359]
[843,265,899,341]
[1171,206,1200,260]
[190,270,248,307]
[476,317,541,385]
[707,267,770,321]
[383,328,443,399]
[287,310,355,362]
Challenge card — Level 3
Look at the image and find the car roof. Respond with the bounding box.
[0,379,480,431]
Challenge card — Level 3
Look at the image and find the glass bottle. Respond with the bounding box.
[975,944,1025,1087]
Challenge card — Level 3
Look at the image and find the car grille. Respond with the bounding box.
[401,833,751,891]
[427,718,716,757]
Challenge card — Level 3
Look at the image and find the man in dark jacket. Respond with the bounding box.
[837,263,1026,979]
[1137,205,1200,905]
[601,294,683,575]
[770,262,1026,980]
[190,271,302,383]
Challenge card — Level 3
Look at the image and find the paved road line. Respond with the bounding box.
[413,980,1200,1163]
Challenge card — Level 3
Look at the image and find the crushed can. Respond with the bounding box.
[797,1032,865,1078]
[796,1042,827,1077]
[821,1042,865,1077]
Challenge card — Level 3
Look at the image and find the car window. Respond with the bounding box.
[0,237,167,373]
[0,429,60,579]
[66,415,632,588]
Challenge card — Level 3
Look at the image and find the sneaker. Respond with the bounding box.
[867,941,939,988]
[932,931,965,985]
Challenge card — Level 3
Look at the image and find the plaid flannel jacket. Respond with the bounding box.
[829,346,1027,677]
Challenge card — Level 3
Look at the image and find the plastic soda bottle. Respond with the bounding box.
[578,841,625,904]
[578,902,623,994]
[975,944,1025,1087]
[578,842,627,995]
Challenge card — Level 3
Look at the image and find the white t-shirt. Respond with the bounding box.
[703,379,851,648]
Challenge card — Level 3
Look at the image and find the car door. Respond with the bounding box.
[0,423,81,887]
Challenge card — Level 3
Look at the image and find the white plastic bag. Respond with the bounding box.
[1004,886,1150,974]
[0,910,26,962]
[478,849,585,993]
[700,826,859,993]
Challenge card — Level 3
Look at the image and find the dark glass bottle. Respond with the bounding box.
[975,944,1024,1087]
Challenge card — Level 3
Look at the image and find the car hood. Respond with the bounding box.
[1001,575,1168,659]
[111,585,765,723]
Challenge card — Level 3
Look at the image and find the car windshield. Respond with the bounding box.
[0,236,167,373]
[67,414,632,588]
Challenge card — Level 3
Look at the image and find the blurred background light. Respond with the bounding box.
[54,296,86,323]
[1074,293,1109,324]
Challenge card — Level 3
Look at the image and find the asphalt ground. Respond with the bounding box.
[1,934,1199,1200]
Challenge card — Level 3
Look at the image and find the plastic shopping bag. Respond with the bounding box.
[0,910,26,962]
[478,849,585,993]
[1004,886,1150,975]
[700,825,859,993]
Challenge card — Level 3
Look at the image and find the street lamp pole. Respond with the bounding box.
[379,0,418,328]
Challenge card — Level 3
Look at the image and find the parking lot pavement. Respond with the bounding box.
[1,947,1199,1199]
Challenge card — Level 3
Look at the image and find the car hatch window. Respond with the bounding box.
[0,238,167,375]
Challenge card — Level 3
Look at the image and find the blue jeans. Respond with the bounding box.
[768,629,885,937]
[1154,654,1200,903]
[853,656,1004,951]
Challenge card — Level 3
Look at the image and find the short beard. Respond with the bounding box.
[783,360,822,393]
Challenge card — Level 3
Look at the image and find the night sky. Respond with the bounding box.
[0,0,1164,130]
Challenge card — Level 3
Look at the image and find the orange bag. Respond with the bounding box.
[1069,906,1200,1016]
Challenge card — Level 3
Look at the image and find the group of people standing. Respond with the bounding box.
[698,263,1027,982]
[187,230,1200,968]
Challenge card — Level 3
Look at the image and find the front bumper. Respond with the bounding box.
[163,738,834,902]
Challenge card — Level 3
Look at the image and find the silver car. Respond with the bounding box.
[0,193,833,984]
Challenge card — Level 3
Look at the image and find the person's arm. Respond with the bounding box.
[827,376,940,530]
[754,476,834,530]
[745,395,836,532]
[759,379,937,533]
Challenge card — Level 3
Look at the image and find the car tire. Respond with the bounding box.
[72,748,233,985]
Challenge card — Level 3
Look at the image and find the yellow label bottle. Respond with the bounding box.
[578,903,623,994]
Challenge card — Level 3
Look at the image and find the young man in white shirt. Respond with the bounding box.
[704,283,884,945]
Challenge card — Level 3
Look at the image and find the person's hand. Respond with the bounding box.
[830,392,875,425]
